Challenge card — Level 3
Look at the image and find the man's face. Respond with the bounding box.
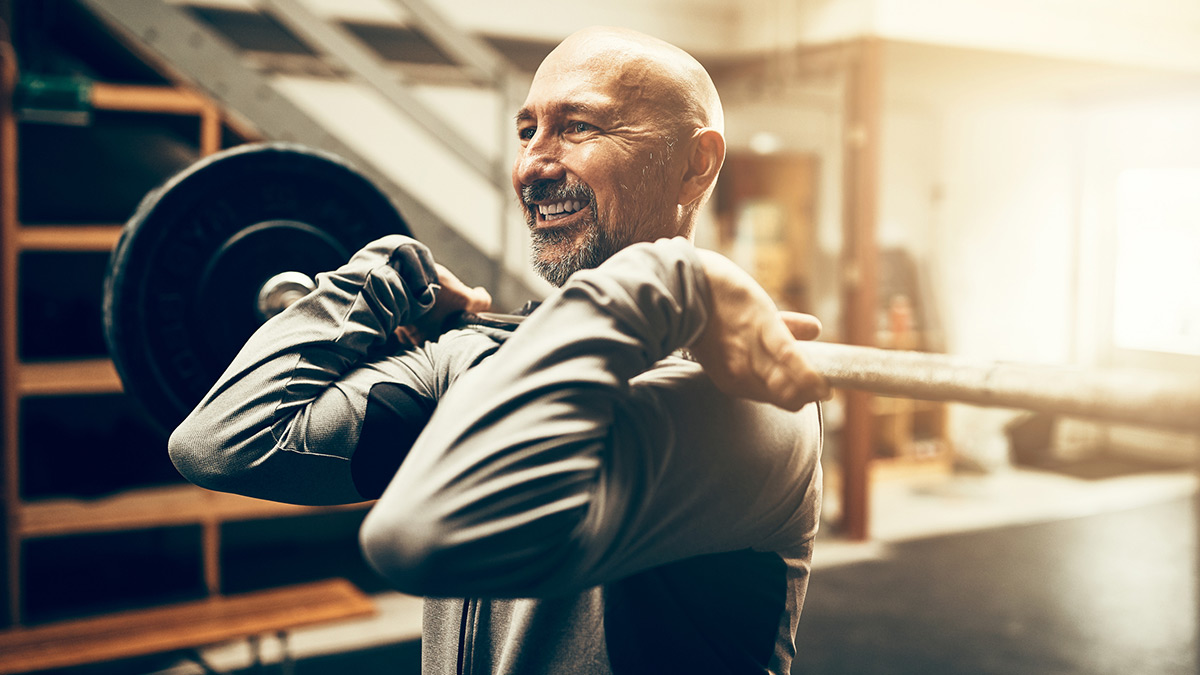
[513,51,683,286]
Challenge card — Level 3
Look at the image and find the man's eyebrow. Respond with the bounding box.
[515,101,611,124]
[559,101,608,119]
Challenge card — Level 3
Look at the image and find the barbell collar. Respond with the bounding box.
[257,271,317,321]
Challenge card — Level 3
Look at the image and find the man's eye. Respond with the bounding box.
[518,126,536,141]
[569,122,595,134]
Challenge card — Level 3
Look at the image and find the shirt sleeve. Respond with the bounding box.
[359,237,823,598]
[168,235,498,505]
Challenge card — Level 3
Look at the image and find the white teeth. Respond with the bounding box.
[536,200,585,220]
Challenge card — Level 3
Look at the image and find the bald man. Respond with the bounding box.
[171,27,826,675]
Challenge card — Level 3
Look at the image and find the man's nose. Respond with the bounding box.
[513,130,566,187]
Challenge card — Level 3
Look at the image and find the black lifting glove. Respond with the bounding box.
[386,240,446,347]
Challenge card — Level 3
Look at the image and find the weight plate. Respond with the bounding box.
[103,142,412,436]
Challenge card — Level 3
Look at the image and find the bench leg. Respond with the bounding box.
[182,648,223,675]
[278,631,295,675]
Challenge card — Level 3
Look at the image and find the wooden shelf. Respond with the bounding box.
[89,83,210,116]
[0,578,374,675]
[17,484,371,538]
[15,225,123,252]
[16,359,123,396]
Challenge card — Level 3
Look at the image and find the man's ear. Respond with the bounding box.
[678,127,726,207]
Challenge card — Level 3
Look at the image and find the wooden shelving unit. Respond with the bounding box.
[16,485,368,539]
[1,75,220,623]
[1,36,371,641]
[15,359,123,396]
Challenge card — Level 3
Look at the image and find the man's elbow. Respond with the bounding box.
[359,506,444,595]
[358,495,597,598]
[168,418,231,492]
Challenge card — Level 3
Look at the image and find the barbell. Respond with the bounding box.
[102,142,1200,436]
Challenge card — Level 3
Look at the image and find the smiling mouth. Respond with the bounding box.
[534,199,588,223]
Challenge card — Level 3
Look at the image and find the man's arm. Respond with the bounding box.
[168,235,491,505]
[360,237,824,597]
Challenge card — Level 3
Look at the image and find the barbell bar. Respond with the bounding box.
[468,313,1199,432]
[103,142,1200,435]
[801,341,1199,432]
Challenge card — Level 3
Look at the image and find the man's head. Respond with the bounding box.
[513,26,726,286]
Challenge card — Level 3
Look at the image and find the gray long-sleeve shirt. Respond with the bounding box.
[170,235,822,674]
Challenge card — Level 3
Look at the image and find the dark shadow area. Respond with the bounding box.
[22,639,421,675]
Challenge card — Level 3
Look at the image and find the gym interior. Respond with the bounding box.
[1,1,1198,673]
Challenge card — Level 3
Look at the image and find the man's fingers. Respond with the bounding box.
[780,311,822,341]
[464,286,493,314]
[752,323,830,410]
[435,263,493,313]
[769,343,830,409]
[785,344,831,402]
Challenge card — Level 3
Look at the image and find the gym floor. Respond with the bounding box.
[796,485,1197,674]
[55,464,1199,675]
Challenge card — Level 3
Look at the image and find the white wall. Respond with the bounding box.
[882,40,1200,464]
[875,92,1080,464]
[730,0,1200,72]
[873,0,1200,73]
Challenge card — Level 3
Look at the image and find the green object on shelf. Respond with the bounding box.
[16,74,94,124]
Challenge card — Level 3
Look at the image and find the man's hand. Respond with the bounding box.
[398,264,492,345]
[689,249,829,411]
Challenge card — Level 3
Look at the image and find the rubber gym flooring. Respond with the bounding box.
[792,493,1197,674]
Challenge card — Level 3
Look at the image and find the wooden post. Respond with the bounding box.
[1,38,21,625]
[839,38,882,541]
[203,519,221,597]
[199,103,221,156]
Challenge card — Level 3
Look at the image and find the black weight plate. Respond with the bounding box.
[103,142,411,437]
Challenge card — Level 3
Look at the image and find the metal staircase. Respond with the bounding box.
[79,0,540,307]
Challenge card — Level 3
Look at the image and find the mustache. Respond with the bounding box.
[521,180,594,206]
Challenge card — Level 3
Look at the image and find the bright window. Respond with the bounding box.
[1113,168,1200,356]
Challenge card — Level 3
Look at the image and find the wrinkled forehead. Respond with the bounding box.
[522,37,692,126]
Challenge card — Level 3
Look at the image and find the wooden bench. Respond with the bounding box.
[0,579,375,674]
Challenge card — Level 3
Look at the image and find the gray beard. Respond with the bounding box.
[523,183,622,287]
[529,210,621,287]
